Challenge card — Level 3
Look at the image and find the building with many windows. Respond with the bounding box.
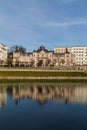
[0,43,7,65]
[54,46,72,53]
[54,46,87,65]
[54,47,75,66]
[8,46,75,67]
[8,46,54,67]
[72,46,87,65]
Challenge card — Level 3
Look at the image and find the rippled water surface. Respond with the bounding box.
[0,82,87,130]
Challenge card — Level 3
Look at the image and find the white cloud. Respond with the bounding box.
[40,18,87,27]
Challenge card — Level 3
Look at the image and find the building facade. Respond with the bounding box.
[54,47,72,53]
[54,47,75,66]
[0,43,7,65]
[72,46,87,65]
[8,51,33,66]
[54,46,87,65]
[32,46,54,67]
[8,46,54,67]
[8,46,75,67]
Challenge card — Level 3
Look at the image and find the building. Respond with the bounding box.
[8,46,54,67]
[32,46,54,67]
[54,47,75,66]
[8,51,33,66]
[0,43,7,65]
[8,46,75,67]
[54,46,72,53]
[72,46,87,65]
[54,46,87,65]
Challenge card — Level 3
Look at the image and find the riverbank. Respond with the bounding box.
[0,70,87,82]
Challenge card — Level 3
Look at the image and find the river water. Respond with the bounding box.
[0,82,87,130]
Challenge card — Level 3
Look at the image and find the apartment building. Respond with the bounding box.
[54,46,87,65]
[0,43,7,65]
[72,46,87,65]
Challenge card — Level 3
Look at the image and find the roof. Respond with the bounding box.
[33,46,53,53]
[54,46,72,48]
[0,42,7,47]
[37,46,48,52]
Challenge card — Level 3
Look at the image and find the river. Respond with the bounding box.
[0,82,87,130]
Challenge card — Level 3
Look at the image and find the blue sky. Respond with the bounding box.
[0,0,87,51]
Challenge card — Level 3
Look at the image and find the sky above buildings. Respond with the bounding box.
[0,0,87,51]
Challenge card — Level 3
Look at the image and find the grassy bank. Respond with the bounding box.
[0,70,87,82]
[0,71,87,77]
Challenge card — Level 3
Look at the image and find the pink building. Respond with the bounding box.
[8,46,75,67]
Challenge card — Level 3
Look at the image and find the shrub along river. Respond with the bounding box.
[0,82,87,130]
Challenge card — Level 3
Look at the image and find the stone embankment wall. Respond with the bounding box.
[0,77,87,80]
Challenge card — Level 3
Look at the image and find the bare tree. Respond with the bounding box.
[9,45,26,53]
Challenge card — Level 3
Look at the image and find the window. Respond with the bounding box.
[50,54,52,57]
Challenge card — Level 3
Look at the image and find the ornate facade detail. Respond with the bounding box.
[8,46,75,67]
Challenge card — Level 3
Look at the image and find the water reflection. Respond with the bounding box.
[0,82,87,108]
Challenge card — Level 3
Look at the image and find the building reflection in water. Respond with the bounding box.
[0,86,7,109]
[0,83,87,108]
[12,84,75,105]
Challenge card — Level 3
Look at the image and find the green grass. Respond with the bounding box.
[0,71,87,77]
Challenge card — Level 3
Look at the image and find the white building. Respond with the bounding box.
[72,46,87,65]
[0,43,7,65]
